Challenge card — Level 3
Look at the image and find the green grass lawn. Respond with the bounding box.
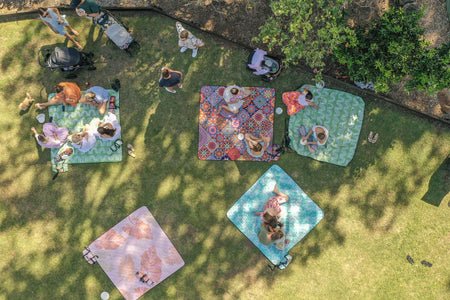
[0,11,449,300]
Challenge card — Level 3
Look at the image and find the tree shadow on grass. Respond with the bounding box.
[421,157,450,207]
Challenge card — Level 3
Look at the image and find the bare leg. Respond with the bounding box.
[98,101,107,115]
[65,33,83,50]
[65,25,79,36]
[307,144,316,154]
[36,97,63,109]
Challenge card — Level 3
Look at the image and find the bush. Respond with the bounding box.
[334,7,450,94]
[254,0,351,82]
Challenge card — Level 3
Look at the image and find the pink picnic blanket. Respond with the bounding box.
[85,206,184,300]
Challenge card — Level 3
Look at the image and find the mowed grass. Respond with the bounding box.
[0,10,449,300]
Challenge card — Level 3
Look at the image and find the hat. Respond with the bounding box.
[70,0,82,9]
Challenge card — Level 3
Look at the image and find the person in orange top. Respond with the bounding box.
[36,82,82,109]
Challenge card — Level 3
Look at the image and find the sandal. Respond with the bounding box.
[372,133,379,143]
[127,144,135,152]
[128,149,136,158]
[368,131,374,142]
[406,255,414,265]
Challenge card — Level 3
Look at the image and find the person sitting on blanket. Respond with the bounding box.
[282,85,319,116]
[255,184,289,219]
[218,85,251,114]
[257,217,290,250]
[299,125,329,154]
[31,123,69,149]
[244,133,271,158]
[35,82,82,110]
[95,112,121,141]
[68,124,97,153]
[79,86,109,114]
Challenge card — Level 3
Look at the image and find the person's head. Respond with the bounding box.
[317,132,326,140]
[179,30,189,41]
[70,0,82,9]
[84,92,96,102]
[54,84,64,94]
[97,126,116,136]
[230,88,239,95]
[162,68,170,79]
[270,230,284,241]
[305,91,313,101]
[38,7,48,17]
[70,133,82,144]
[37,134,46,143]
[250,142,262,153]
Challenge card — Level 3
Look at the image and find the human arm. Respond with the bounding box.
[302,85,311,94]
[31,127,38,135]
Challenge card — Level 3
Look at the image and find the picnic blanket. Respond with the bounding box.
[84,206,184,300]
[48,90,122,169]
[198,86,277,161]
[227,165,324,266]
[288,86,364,166]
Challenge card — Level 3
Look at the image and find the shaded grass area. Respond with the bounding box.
[0,11,449,300]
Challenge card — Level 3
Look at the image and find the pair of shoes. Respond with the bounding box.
[368,131,379,143]
[406,255,433,267]
[165,87,176,93]
[192,48,198,58]
[180,47,188,53]
[127,144,135,158]
[111,79,121,92]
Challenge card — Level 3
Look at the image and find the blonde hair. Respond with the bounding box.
[70,134,82,144]
[85,92,96,102]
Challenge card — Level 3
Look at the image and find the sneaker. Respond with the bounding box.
[192,48,198,58]
[165,87,176,93]
[180,47,188,53]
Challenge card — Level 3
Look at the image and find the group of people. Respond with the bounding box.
[32,81,121,153]
[255,184,290,250]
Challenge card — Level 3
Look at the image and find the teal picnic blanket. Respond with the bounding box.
[289,86,364,166]
[227,165,324,266]
[48,90,122,168]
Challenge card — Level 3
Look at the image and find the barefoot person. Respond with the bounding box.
[79,86,109,114]
[68,124,97,153]
[95,112,121,141]
[35,82,82,110]
[31,124,69,149]
[255,184,289,220]
[38,7,83,50]
[218,85,251,114]
[282,85,319,116]
[299,125,328,154]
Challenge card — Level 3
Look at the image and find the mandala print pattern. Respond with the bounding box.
[198,86,276,161]
[288,86,365,166]
[49,90,122,167]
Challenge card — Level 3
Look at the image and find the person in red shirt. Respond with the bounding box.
[36,82,82,109]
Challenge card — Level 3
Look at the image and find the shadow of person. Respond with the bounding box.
[421,157,450,207]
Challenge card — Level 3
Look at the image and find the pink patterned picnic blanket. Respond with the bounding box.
[85,206,184,300]
[198,86,278,161]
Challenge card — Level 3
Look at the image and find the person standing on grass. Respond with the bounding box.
[158,67,183,94]
[176,22,205,58]
[38,7,83,50]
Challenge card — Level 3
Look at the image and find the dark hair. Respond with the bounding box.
[54,84,64,94]
[70,0,82,9]
[162,69,170,78]
[38,7,47,16]
[97,126,116,136]
[317,132,325,140]
[271,230,284,240]
[180,30,189,39]
[230,88,239,95]
[305,91,313,100]
[250,142,262,152]
[37,134,46,143]
[263,213,278,229]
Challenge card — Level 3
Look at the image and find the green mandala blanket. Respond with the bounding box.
[288,86,364,166]
[48,90,122,169]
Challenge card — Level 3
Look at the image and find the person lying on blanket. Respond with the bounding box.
[79,86,109,114]
[95,112,121,141]
[255,184,289,219]
[299,125,329,154]
[218,85,251,114]
[244,133,271,158]
[35,82,82,110]
[282,85,319,116]
[68,124,97,153]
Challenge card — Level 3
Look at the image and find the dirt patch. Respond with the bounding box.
[2,0,449,119]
